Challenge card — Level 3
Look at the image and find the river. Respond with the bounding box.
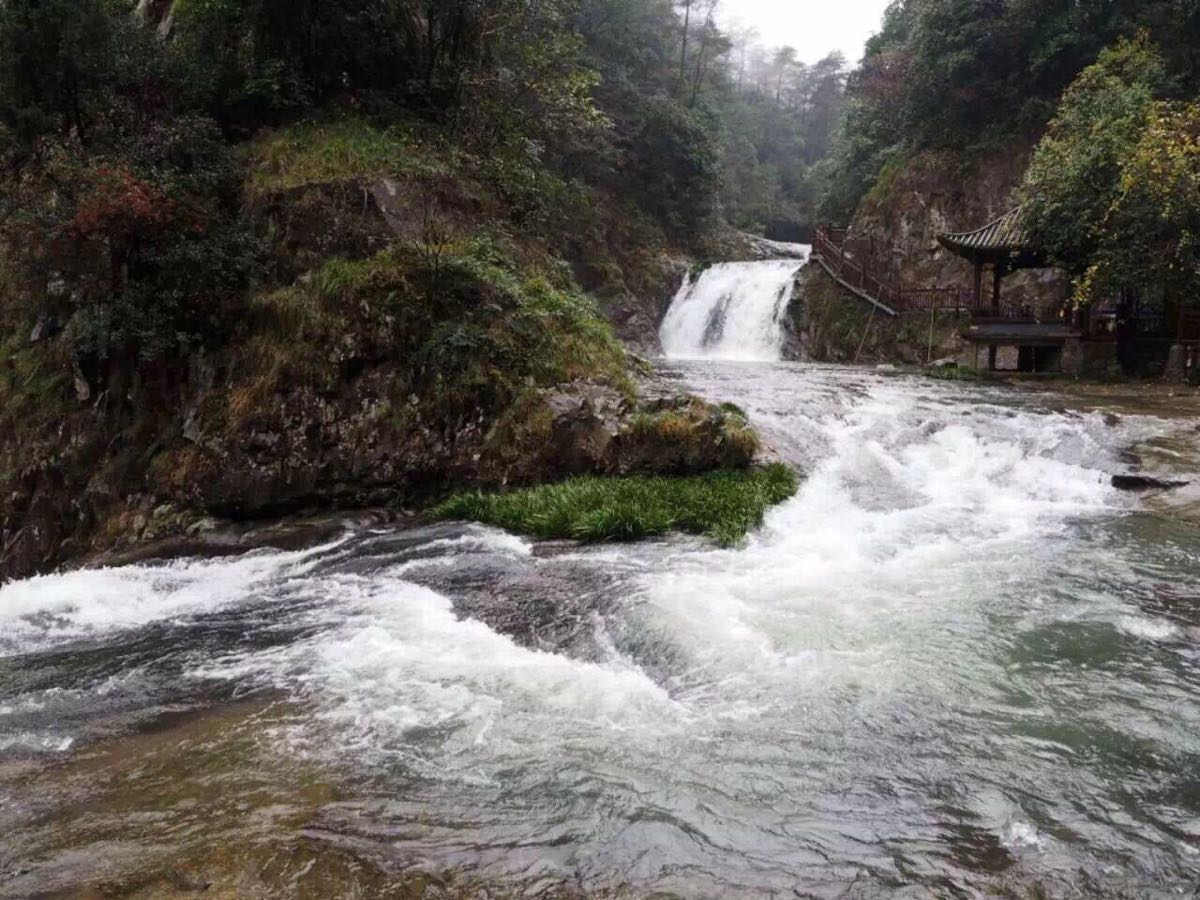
[3,262,1200,897]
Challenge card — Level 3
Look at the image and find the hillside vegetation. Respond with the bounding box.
[821,0,1200,220]
[817,0,1200,332]
[0,0,842,577]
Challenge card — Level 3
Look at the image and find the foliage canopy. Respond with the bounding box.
[820,0,1200,221]
[1022,36,1200,310]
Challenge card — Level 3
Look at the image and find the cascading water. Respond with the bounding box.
[659,247,809,361]
[3,367,1200,892]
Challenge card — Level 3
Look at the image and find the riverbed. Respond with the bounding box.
[2,362,1199,898]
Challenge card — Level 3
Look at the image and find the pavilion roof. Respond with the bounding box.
[937,208,1043,265]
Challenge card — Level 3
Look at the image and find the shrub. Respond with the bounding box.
[1,115,258,376]
[229,238,630,422]
[246,117,456,196]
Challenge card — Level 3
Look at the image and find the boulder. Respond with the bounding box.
[541,382,629,474]
[28,313,60,344]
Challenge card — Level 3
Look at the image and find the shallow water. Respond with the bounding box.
[2,362,1200,898]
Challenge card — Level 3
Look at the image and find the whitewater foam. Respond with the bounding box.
[194,570,680,767]
[1118,615,1182,642]
[2,361,1198,894]
[628,370,1126,709]
[0,538,351,656]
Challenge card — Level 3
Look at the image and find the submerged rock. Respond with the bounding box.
[1111,474,1190,492]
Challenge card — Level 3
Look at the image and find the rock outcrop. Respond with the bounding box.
[844,146,1069,311]
[795,264,967,365]
[736,233,810,261]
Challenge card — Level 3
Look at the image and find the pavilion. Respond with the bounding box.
[937,208,1075,373]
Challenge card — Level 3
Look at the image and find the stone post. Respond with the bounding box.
[1060,338,1083,377]
[1165,343,1188,381]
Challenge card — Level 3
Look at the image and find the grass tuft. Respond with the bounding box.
[433,464,799,546]
[246,117,457,197]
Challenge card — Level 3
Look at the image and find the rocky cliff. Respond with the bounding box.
[796,265,965,365]
[843,145,1069,310]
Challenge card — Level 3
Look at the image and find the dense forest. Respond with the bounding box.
[0,0,844,386]
[823,0,1200,217]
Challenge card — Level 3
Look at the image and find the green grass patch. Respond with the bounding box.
[924,365,992,382]
[246,116,457,196]
[433,464,799,545]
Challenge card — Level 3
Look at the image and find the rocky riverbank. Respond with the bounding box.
[0,117,766,583]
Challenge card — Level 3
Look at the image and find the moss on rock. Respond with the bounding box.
[0,111,766,579]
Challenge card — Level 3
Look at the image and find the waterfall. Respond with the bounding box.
[659,248,810,361]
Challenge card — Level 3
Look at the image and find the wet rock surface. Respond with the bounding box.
[92,508,400,569]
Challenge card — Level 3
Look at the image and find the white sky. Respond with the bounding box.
[718,0,892,66]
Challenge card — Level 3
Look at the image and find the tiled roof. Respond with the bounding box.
[938,208,1033,256]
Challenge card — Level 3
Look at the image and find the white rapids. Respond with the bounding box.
[3,364,1200,893]
[659,247,809,361]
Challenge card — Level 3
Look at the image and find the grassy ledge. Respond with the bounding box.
[432,464,799,546]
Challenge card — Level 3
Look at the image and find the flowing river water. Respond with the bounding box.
[3,259,1200,898]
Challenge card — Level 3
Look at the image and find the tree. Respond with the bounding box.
[771,47,798,106]
[678,0,693,82]
[1020,33,1200,318]
[1020,36,1166,277]
[817,0,1200,221]
[0,0,113,147]
[688,1,729,108]
[1082,100,1200,311]
[729,24,760,91]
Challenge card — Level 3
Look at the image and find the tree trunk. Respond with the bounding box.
[690,24,710,106]
[679,0,692,82]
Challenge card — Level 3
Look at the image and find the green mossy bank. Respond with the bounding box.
[434,464,799,546]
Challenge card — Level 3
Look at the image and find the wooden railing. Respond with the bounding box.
[811,227,903,312]
[973,302,1067,323]
[813,226,1023,318]
[897,286,973,313]
[814,227,1200,342]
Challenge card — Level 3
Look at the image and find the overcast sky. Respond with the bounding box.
[717,0,892,66]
